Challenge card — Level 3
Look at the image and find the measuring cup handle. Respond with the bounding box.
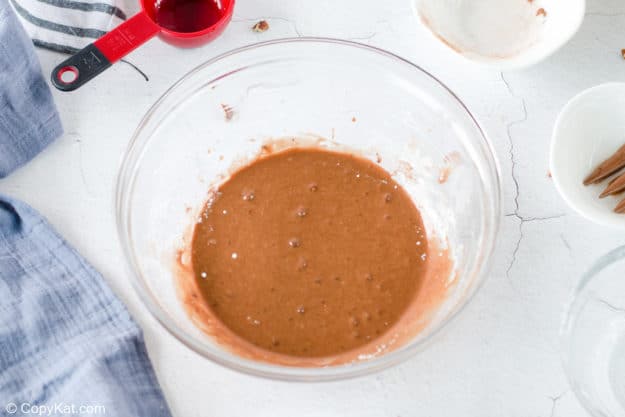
[51,12,160,91]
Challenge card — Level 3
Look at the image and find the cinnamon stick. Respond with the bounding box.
[615,197,625,213]
[600,172,625,198]
[584,143,625,185]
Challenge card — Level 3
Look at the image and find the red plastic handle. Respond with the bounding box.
[95,11,160,63]
[51,11,160,91]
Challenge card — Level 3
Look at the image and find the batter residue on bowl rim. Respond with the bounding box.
[176,141,455,366]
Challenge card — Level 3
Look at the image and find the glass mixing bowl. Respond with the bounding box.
[561,246,625,416]
[115,38,502,381]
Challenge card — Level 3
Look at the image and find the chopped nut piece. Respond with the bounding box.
[221,103,234,121]
[536,8,547,17]
[252,20,269,32]
[621,49,625,60]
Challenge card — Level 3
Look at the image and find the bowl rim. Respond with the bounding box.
[115,37,503,381]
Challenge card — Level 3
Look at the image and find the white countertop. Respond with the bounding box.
[3,0,625,415]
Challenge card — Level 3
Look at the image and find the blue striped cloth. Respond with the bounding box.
[0,3,172,416]
[8,0,126,54]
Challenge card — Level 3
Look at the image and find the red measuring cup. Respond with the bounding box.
[51,0,235,91]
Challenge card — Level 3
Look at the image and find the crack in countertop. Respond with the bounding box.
[490,74,578,367]
[504,214,566,279]
[548,390,568,417]
[600,299,625,314]
[500,71,527,279]
[500,72,525,216]
[499,72,568,279]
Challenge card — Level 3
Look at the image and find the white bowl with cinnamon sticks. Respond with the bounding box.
[551,83,625,228]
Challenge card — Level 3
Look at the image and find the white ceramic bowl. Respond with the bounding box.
[550,83,625,229]
[414,0,585,70]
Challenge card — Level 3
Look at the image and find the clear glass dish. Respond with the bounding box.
[561,246,625,416]
[115,38,502,381]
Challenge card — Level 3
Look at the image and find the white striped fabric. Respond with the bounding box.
[9,0,128,53]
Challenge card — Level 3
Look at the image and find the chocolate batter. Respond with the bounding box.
[189,147,432,358]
